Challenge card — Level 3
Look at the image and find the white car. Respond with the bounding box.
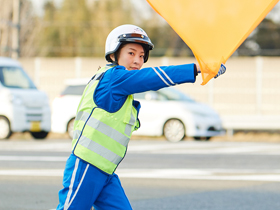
[0,57,51,140]
[133,88,225,142]
[51,78,90,139]
[52,79,225,142]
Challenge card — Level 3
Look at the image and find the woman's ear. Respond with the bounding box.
[110,54,115,62]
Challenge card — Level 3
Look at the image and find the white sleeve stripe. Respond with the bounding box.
[158,66,175,85]
[152,67,171,86]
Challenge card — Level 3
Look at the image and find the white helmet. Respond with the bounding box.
[105,24,154,63]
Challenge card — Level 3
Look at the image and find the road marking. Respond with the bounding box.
[117,169,280,182]
[0,141,280,155]
[0,156,67,161]
[0,169,63,176]
[128,142,280,155]
[0,142,71,152]
[1,168,280,182]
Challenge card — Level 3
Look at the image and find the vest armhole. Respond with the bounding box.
[93,70,129,114]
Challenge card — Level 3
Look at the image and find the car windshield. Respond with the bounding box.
[134,88,195,102]
[159,88,195,102]
[61,85,86,95]
[0,66,36,89]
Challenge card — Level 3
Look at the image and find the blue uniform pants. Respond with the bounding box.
[56,154,132,210]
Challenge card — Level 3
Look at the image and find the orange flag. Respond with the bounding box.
[146,0,279,85]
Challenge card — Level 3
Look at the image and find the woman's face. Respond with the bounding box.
[111,43,145,70]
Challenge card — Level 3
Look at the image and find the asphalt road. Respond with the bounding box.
[0,138,280,210]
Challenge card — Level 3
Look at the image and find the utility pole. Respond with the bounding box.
[11,0,20,59]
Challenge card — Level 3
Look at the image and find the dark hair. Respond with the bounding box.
[113,42,146,65]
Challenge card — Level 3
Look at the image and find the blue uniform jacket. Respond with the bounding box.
[94,63,197,116]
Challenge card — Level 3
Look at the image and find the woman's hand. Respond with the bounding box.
[196,64,201,74]
[214,64,226,78]
[196,63,226,79]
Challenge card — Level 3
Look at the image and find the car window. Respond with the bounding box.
[134,89,195,102]
[134,91,167,101]
[61,85,86,95]
[158,88,195,102]
[134,92,146,100]
[0,66,36,89]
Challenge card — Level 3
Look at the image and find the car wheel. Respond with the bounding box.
[30,131,49,139]
[194,136,211,141]
[67,118,75,139]
[0,116,12,140]
[163,119,185,142]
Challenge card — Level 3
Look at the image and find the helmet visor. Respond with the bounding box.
[118,33,154,50]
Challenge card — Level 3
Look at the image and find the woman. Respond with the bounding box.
[56,24,226,210]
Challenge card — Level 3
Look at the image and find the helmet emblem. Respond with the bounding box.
[133,27,144,33]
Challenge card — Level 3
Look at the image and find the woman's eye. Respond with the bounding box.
[129,52,134,55]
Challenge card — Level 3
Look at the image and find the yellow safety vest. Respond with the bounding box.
[72,66,139,174]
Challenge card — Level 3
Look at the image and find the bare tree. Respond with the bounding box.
[19,0,40,57]
[0,0,38,57]
[0,0,13,57]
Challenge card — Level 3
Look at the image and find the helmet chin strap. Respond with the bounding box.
[112,53,118,65]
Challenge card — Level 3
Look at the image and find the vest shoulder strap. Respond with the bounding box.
[88,65,114,84]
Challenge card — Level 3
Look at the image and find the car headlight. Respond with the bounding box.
[10,94,23,105]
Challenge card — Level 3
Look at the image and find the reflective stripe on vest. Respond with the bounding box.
[72,66,139,174]
[124,112,136,136]
[74,111,130,146]
[78,135,123,165]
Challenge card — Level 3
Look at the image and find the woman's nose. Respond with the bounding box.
[134,56,141,64]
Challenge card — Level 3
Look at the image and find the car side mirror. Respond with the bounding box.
[145,92,158,101]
